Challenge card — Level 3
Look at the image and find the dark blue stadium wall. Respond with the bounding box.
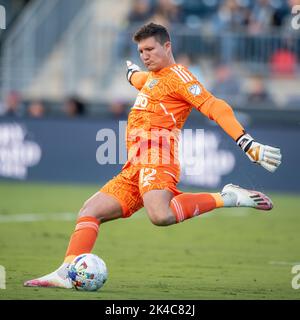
[0,117,299,192]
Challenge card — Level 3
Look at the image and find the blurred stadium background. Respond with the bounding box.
[0,0,300,300]
[0,0,299,190]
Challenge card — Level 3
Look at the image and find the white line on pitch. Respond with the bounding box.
[0,212,146,223]
[269,261,300,266]
[0,212,77,223]
[0,207,253,224]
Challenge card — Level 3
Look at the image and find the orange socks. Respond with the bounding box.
[170,192,224,223]
[64,216,100,263]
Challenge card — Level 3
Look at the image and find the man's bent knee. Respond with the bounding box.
[78,199,96,218]
[143,189,175,226]
[148,210,175,226]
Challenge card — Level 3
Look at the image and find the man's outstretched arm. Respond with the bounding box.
[176,79,282,173]
[199,96,282,173]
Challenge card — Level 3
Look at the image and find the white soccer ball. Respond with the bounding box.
[68,253,108,291]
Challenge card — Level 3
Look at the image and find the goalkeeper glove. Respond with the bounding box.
[236,133,282,173]
[126,60,141,85]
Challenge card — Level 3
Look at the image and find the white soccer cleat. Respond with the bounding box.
[221,183,273,210]
[24,264,72,289]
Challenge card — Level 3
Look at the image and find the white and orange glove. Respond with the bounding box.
[237,133,282,173]
[126,60,141,85]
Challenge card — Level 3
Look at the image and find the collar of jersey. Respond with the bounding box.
[152,63,178,76]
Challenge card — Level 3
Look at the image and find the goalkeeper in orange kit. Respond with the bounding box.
[24,23,282,288]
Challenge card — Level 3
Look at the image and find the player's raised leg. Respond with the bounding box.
[24,191,124,288]
[143,184,273,226]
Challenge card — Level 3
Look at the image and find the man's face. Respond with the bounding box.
[137,36,171,72]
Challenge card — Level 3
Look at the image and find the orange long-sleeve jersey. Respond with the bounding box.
[126,63,245,165]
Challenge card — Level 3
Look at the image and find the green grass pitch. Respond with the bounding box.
[0,181,299,300]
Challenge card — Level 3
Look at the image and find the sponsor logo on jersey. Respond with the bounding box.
[188,84,201,96]
[132,93,149,110]
[147,79,158,89]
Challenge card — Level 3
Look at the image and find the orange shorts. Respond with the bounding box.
[100,161,182,218]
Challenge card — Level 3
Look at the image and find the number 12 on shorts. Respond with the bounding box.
[140,168,157,187]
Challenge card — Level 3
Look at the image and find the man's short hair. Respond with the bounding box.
[133,22,170,45]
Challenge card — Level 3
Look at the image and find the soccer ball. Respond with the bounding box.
[68,253,108,291]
